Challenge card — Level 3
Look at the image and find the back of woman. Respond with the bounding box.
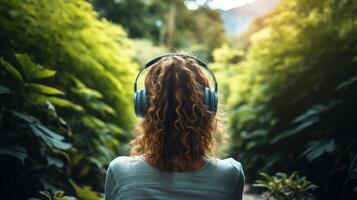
[104,53,245,200]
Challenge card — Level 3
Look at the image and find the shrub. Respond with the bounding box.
[253,171,318,200]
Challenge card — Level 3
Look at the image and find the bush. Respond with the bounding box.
[0,54,75,199]
[253,171,317,200]
[0,0,136,198]
[211,0,357,199]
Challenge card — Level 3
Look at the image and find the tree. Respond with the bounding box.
[212,0,357,199]
[91,0,226,60]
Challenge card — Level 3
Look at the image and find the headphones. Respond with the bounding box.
[134,53,218,117]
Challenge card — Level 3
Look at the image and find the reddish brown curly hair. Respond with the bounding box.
[130,54,224,171]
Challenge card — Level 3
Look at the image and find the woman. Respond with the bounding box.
[104,53,245,200]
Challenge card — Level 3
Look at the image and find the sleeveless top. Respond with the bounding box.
[104,156,245,200]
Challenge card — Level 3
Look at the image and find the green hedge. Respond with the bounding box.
[212,0,357,199]
[0,0,136,199]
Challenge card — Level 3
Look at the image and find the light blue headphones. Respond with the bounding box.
[133,53,218,117]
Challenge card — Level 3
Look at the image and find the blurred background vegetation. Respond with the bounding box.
[0,0,356,199]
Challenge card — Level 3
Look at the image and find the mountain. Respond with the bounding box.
[219,0,278,35]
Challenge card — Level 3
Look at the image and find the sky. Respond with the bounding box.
[185,0,258,11]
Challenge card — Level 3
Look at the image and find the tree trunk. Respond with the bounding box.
[165,0,176,48]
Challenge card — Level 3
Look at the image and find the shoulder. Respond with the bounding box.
[206,157,244,194]
[105,156,138,199]
[109,156,132,167]
[225,158,245,189]
[213,158,245,182]
[207,158,243,179]
[212,157,243,171]
[226,158,244,175]
[108,156,140,175]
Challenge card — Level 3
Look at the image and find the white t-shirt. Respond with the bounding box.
[105,156,245,200]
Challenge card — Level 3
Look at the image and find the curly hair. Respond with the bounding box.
[130,54,224,172]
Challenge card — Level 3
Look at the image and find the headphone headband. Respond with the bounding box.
[134,53,218,93]
[142,53,207,69]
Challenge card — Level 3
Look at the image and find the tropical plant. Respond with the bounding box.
[211,0,357,199]
[30,190,76,200]
[0,0,136,198]
[0,54,75,199]
[253,171,317,200]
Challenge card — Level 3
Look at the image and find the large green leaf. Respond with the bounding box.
[336,76,357,91]
[15,53,56,81]
[12,110,71,150]
[28,94,83,112]
[241,129,268,140]
[271,100,342,144]
[70,180,103,200]
[27,83,65,96]
[301,139,335,162]
[12,110,38,123]
[293,100,341,124]
[53,191,77,200]
[81,116,106,131]
[30,124,71,150]
[0,84,13,94]
[106,123,125,136]
[270,118,319,144]
[88,101,116,116]
[0,143,27,163]
[0,57,24,84]
[46,155,64,168]
[70,77,103,100]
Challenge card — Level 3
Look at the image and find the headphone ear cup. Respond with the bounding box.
[134,89,148,117]
[141,89,148,116]
[204,87,210,110]
[204,87,218,114]
[212,91,218,113]
[134,91,139,116]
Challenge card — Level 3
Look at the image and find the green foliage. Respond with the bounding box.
[15,53,57,81]
[212,0,357,199]
[70,180,103,200]
[300,139,335,162]
[92,0,165,40]
[253,171,317,200]
[31,190,77,200]
[131,39,168,65]
[91,0,226,61]
[0,0,136,129]
[0,0,136,198]
[0,54,74,198]
[173,5,227,60]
